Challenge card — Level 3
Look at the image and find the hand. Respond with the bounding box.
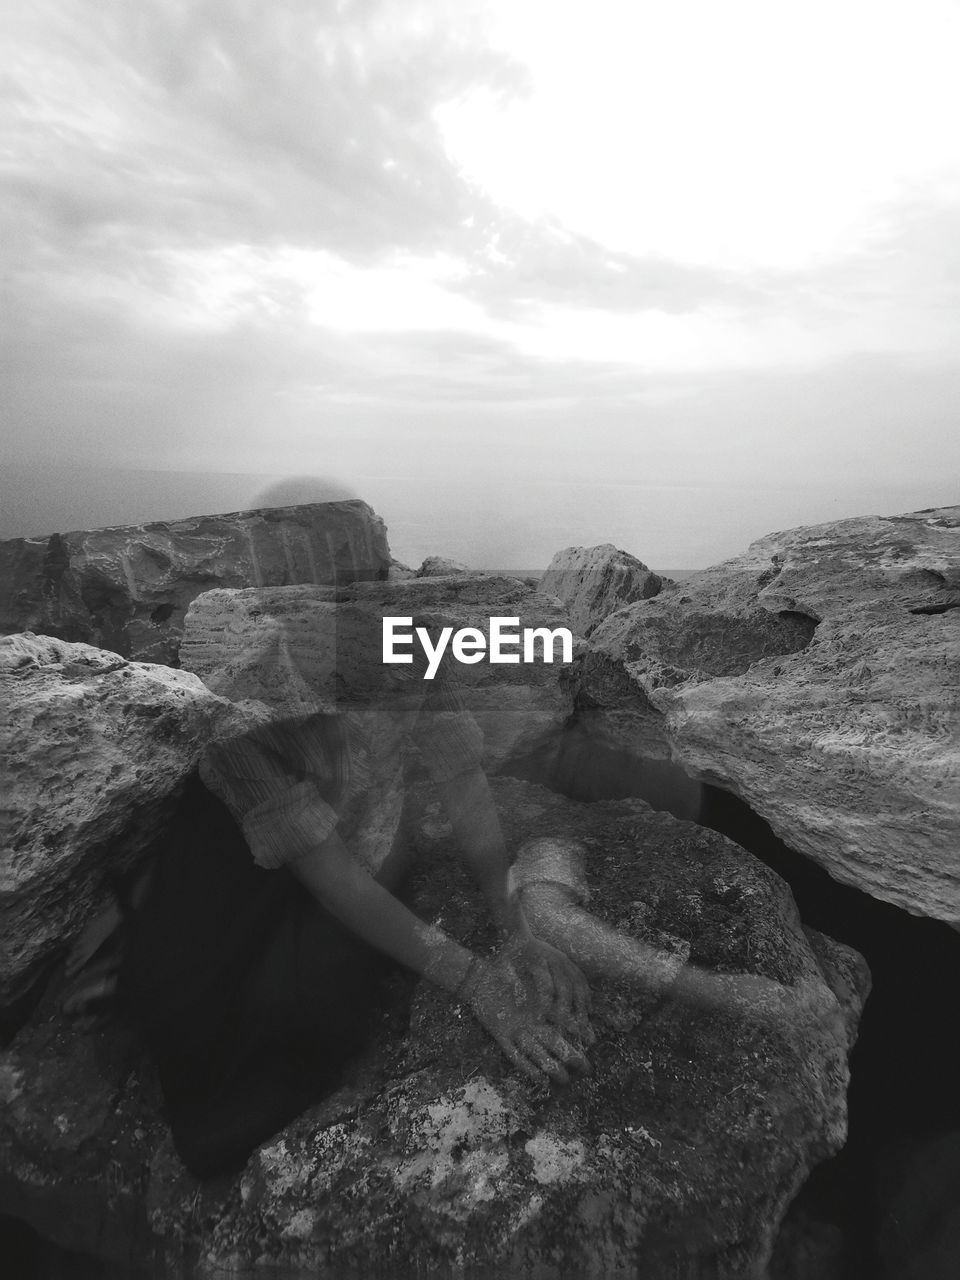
[463,954,592,1087]
[501,933,594,1048]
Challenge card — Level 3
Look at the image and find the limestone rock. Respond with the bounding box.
[386,557,417,581]
[581,507,960,924]
[0,778,868,1277]
[180,573,580,769]
[540,543,662,636]
[417,555,472,576]
[0,500,391,665]
[0,634,233,1012]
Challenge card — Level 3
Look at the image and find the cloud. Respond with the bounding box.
[0,0,799,346]
[451,215,771,317]
[2,0,959,558]
[2,0,527,263]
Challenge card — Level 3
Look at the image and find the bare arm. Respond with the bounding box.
[286,827,591,1084]
[286,827,474,995]
[433,766,525,937]
[434,765,593,1044]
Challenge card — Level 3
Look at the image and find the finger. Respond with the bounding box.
[570,967,592,1023]
[528,958,555,1010]
[537,1025,591,1077]
[548,973,594,1046]
[523,1024,591,1084]
[497,1036,548,1086]
[571,1016,597,1049]
[518,1034,570,1087]
[501,958,528,1005]
[549,965,575,1029]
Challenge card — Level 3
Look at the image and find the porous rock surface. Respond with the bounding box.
[580,507,960,924]
[0,500,390,665]
[417,555,472,576]
[180,573,580,770]
[540,543,662,636]
[0,778,868,1278]
[0,634,234,1012]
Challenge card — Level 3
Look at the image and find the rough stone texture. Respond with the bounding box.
[0,500,391,665]
[417,555,472,577]
[581,507,960,924]
[540,543,662,636]
[387,557,417,581]
[0,634,235,1013]
[179,573,580,770]
[0,778,868,1278]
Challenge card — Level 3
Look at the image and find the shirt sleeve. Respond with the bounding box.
[198,721,341,870]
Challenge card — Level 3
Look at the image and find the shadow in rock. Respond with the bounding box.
[698,784,960,1280]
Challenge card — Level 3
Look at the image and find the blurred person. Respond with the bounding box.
[65,588,593,1178]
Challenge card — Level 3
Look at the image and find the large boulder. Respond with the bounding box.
[0,777,868,1277]
[0,634,234,1013]
[417,555,472,577]
[540,543,662,636]
[0,501,391,665]
[581,507,960,925]
[179,573,580,770]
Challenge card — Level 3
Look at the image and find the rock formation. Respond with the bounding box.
[0,634,234,1015]
[579,507,960,924]
[540,543,662,636]
[180,573,580,770]
[0,500,391,666]
[0,777,868,1277]
[417,555,472,576]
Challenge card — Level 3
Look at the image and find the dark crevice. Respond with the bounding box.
[777,607,821,632]
[149,602,175,624]
[501,723,703,821]
[40,533,70,596]
[755,559,783,590]
[0,1214,147,1279]
[699,785,960,1277]
[910,601,960,615]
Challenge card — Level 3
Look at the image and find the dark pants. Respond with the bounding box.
[119,772,387,1178]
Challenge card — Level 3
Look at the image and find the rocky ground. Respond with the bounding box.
[1,776,866,1277]
[2,498,958,1276]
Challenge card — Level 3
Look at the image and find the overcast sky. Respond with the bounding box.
[2,0,959,566]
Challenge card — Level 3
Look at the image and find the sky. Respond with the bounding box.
[2,0,959,567]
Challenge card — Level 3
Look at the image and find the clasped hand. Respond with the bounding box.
[465,936,594,1086]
